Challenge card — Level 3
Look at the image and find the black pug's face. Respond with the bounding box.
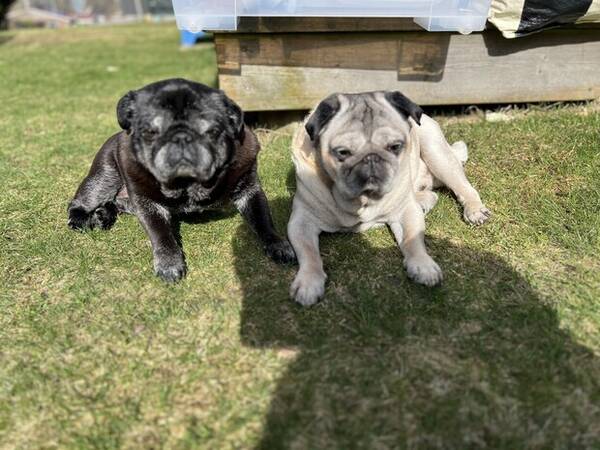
[117,79,244,188]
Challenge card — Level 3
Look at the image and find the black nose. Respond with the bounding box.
[172,131,192,145]
[356,153,383,180]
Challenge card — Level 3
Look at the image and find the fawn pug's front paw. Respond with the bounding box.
[290,269,326,306]
[404,255,443,287]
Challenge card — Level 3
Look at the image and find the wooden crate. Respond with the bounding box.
[213,18,600,111]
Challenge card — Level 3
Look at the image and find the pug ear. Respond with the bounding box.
[116,90,137,132]
[216,92,244,141]
[384,91,423,126]
[305,94,341,142]
[226,97,245,141]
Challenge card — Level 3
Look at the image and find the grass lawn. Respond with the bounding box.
[1,23,599,450]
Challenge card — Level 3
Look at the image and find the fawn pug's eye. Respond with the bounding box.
[331,147,353,162]
[387,141,405,155]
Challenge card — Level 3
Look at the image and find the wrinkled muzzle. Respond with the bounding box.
[153,130,216,185]
[345,153,394,198]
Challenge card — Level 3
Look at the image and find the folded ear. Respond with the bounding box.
[116,90,137,132]
[305,94,341,142]
[222,95,245,141]
[384,91,423,126]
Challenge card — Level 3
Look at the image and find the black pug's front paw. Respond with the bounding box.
[153,251,187,282]
[68,203,118,231]
[265,239,297,265]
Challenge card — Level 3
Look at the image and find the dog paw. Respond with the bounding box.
[92,203,118,229]
[464,204,491,226]
[154,253,187,283]
[67,206,91,230]
[290,270,326,306]
[68,203,117,231]
[266,239,297,265]
[416,191,439,214]
[451,140,468,166]
[404,256,443,287]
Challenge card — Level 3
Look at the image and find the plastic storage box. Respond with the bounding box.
[172,0,492,34]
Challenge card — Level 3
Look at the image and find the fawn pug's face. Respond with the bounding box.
[305,91,423,200]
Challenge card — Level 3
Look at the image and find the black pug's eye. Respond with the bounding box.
[142,129,158,142]
[387,141,405,155]
[206,128,222,140]
[331,147,353,162]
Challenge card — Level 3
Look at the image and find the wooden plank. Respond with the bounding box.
[233,17,422,33]
[216,29,600,111]
[216,32,449,78]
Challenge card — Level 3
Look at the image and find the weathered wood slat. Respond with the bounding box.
[233,17,422,33]
[216,29,600,111]
[216,32,450,77]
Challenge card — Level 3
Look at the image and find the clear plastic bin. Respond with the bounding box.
[172,0,492,34]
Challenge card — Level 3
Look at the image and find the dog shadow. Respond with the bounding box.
[232,197,600,448]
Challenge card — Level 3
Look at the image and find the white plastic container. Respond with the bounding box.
[172,0,492,34]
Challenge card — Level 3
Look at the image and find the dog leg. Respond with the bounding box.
[232,166,296,264]
[391,204,442,287]
[135,200,186,282]
[417,116,491,225]
[288,206,326,306]
[68,137,122,231]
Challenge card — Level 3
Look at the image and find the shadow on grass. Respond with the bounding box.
[233,197,600,448]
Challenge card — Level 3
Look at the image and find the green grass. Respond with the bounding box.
[1,23,599,450]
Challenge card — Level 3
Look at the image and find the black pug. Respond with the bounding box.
[68,78,295,281]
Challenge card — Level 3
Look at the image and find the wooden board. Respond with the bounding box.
[233,17,422,33]
[216,32,450,77]
[216,29,600,111]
